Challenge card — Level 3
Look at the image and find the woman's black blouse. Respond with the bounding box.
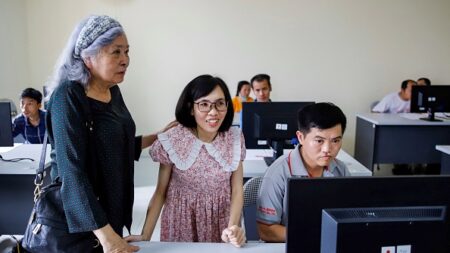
[46,81,142,234]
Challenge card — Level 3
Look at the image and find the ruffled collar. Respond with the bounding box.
[157,125,242,172]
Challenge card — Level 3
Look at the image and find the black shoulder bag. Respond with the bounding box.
[21,104,100,252]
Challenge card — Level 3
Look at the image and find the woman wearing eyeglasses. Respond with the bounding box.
[125,75,246,247]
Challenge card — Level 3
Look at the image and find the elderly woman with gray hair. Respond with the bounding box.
[43,15,163,252]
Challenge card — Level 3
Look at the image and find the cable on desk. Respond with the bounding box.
[9,235,22,253]
[0,154,34,162]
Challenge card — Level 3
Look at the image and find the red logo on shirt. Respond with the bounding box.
[258,206,276,216]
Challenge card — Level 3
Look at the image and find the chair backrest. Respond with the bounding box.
[243,177,263,207]
[242,176,263,241]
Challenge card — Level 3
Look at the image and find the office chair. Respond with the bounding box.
[242,176,263,241]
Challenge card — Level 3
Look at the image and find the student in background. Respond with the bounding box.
[417,77,431,86]
[251,74,272,102]
[256,103,350,242]
[126,75,246,247]
[12,88,46,144]
[372,79,417,113]
[372,79,422,175]
[232,80,253,113]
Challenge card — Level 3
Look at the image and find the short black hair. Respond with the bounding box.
[20,88,42,104]
[250,74,272,91]
[175,75,234,132]
[297,102,347,136]
[401,79,415,90]
[235,80,250,96]
[417,77,431,86]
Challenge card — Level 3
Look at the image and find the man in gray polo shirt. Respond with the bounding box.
[256,102,350,242]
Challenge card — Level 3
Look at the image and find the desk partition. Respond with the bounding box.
[354,113,450,172]
[436,145,450,175]
[0,144,51,235]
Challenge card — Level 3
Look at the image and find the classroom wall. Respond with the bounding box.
[0,0,30,106]
[2,0,450,154]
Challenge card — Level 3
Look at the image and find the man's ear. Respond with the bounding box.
[296,130,304,145]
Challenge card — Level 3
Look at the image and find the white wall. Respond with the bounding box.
[3,0,450,154]
[0,0,30,107]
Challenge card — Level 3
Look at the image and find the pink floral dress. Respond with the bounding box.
[149,124,246,242]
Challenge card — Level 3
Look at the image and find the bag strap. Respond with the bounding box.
[33,130,48,202]
[34,93,100,197]
[34,131,48,185]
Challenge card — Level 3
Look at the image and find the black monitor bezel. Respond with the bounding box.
[241,101,314,149]
[286,176,450,252]
[410,85,450,113]
[0,102,13,147]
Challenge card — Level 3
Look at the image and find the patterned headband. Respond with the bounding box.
[74,15,122,58]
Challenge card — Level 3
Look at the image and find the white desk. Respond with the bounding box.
[436,145,450,175]
[243,149,372,178]
[0,144,51,234]
[133,242,284,253]
[358,112,450,125]
[0,144,51,174]
[354,113,450,171]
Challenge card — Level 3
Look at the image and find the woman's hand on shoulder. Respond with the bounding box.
[221,225,246,248]
[142,120,179,149]
[160,120,178,134]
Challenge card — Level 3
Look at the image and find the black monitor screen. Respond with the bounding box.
[410,85,450,121]
[0,102,13,147]
[241,102,314,164]
[286,176,450,253]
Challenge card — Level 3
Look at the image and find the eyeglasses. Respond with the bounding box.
[194,99,228,112]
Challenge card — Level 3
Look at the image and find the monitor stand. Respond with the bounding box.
[264,156,275,167]
[420,108,442,122]
[264,140,284,166]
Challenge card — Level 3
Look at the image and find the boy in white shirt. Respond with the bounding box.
[372,79,422,175]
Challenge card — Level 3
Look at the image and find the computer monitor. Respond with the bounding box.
[410,85,450,121]
[0,102,13,147]
[241,101,314,165]
[286,176,450,253]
